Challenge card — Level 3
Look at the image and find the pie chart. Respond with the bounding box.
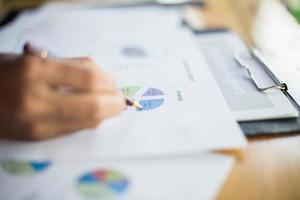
[76,169,129,199]
[0,160,51,176]
[121,86,165,112]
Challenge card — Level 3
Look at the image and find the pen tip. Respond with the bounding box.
[133,101,143,110]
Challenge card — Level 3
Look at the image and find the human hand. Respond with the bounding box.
[0,49,125,141]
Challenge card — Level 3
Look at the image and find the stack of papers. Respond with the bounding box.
[0,5,246,200]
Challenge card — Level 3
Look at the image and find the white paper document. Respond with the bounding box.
[254,0,300,108]
[0,8,246,160]
[0,154,234,200]
[194,31,298,121]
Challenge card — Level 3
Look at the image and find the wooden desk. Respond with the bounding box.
[1,0,300,199]
[218,135,300,200]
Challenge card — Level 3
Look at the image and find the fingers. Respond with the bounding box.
[24,91,125,140]
[24,51,125,119]
[2,91,125,141]
[2,92,125,141]
[42,93,125,140]
[0,48,125,141]
[23,43,117,93]
[44,57,117,93]
[47,91,125,121]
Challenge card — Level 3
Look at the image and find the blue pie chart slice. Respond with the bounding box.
[137,99,164,111]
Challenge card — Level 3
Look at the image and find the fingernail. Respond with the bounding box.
[23,42,40,54]
[23,42,31,53]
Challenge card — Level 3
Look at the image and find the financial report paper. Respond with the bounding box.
[0,7,246,160]
[0,154,234,200]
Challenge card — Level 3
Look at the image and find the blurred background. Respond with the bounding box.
[1,0,300,45]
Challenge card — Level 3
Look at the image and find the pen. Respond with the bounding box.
[23,43,143,110]
[125,98,143,110]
